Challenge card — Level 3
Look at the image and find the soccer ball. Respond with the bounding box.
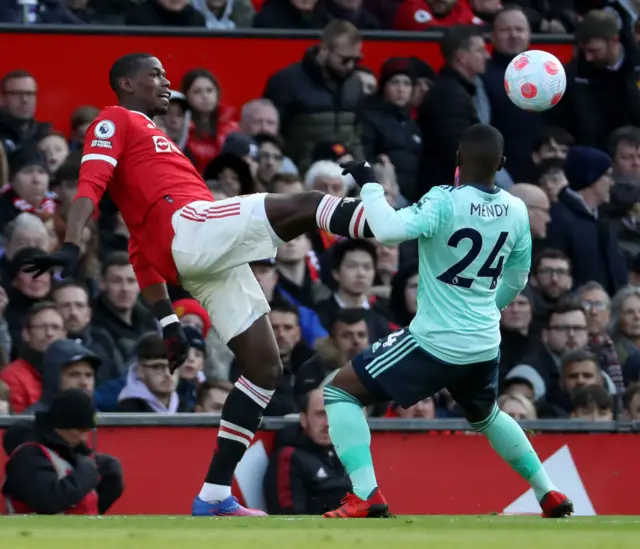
[504,50,566,112]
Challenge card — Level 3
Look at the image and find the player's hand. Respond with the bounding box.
[162,321,189,374]
[340,161,378,188]
[21,242,80,279]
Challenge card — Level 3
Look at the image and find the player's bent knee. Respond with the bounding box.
[465,404,497,426]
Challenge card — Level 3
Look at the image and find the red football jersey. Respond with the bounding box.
[76,107,213,288]
[394,0,483,30]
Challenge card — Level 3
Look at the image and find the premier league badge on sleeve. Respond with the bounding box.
[95,120,116,139]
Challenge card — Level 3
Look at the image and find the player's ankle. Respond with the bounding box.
[199,483,232,503]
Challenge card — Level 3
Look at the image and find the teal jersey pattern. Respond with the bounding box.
[397,184,532,364]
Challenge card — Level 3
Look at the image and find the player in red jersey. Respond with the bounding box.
[24,53,374,517]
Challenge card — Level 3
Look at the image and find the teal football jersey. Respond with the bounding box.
[396,184,532,364]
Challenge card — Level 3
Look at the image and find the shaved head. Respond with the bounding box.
[509,183,550,238]
[458,124,505,183]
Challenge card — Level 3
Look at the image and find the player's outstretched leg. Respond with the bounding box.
[469,404,573,518]
[264,191,373,243]
[192,316,280,517]
[322,364,391,518]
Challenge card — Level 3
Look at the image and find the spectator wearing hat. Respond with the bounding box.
[51,280,123,383]
[176,326,208,412]
[116,332,185,413]
[254,133,285,192]
[4,248,53,351]
[0,70,50,155]
[2,389,124,515]
[545,146,627,294]
[0,146,56,234]
[250,257,329,348]
[483,6,542,182]
[263,20,364,174]
[311,141,355,166]
[0,302,66,414]
[325,0,380,29]
[407,57,436,112]
[361,57,422,200]
[23,339,100,414]
[203,133,258,197]
[180,68,239,174]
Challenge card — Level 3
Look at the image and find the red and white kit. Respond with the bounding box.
[78,106,280,342]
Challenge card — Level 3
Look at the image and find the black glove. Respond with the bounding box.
[163,320,189,374]
[22,242,80,279]
[340,160,378,188]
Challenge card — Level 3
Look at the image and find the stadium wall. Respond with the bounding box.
[0,26,574,136]
[1,416,638,516]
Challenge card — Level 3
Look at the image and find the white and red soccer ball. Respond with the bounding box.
[504,50,566,112]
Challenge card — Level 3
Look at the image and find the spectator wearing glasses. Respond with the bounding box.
[528,249,573,335]
[577,281,626,394]
[0,70,50,155]
[116,332,184,414]
[0,302,67,414]
[263,20,364,173]
[518,301,590,403]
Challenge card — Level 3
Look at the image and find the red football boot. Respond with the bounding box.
[540,490,574,518]
[324,488,391,518]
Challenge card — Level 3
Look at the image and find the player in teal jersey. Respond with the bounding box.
[322,124,573,519]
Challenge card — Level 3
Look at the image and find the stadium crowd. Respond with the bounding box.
[1,0,640,516]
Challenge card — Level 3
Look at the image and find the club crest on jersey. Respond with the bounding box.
[95,120,115,139]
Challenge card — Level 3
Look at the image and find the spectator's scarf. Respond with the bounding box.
[1,185,58,219]
[590,333,626,393]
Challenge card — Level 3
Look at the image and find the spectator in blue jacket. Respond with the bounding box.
[249,257,328,348]
[545,146,628,295]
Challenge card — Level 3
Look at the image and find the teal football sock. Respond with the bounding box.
[471,405,557,501]
[323,385,378,500]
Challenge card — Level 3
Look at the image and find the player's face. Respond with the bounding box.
[335,250,375,296]
[562,360,602,394]
[492,10,530,56]
[501,294,531,333]
[580,288,610,336]
[619,294,640,339]
[543,311,588,355]
[332,320,369,361]
[301,389,331,447]
[384,74,413,107]
[132,57,171,116]
[533,258,572,300]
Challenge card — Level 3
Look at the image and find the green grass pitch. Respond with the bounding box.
[1,516,639,549]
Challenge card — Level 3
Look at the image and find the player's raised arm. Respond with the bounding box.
[495,212,532,310]
[341,161,451,246]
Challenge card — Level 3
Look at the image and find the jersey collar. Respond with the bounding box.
[130,110,154,123]
[462,183,501,195]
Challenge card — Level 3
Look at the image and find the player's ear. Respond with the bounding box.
[118,76,135,94]
[498,156,506,171]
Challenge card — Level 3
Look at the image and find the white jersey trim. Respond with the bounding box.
[81,153,117,167]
